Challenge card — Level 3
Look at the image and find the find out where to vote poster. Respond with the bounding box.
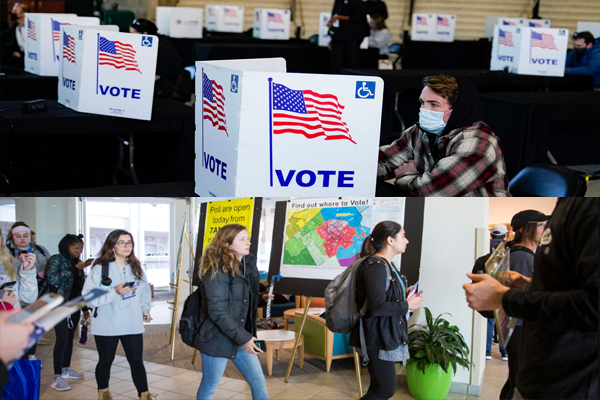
[58,26,158,120]
[279,197,405,280]
[203,198,256,249]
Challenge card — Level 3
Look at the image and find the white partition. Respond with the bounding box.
[206,5,244,33]
[253,8,291,40]
[411,13,456,42]
[156,6,203,38]
[577,21,600,39]
[318,12,331,47]
[514,28,569,77]
[525,19,550,29]
[490,26,520,72]
[195,58,384,197]
[58,26,158,120]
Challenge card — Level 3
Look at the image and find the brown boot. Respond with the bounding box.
[138,392,157,400]
[98,388,113,400]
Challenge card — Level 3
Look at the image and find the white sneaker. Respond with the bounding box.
[62,367,84,379]
[28,355,42,369]
[51,375,71,391]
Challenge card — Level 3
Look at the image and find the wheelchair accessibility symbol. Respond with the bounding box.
[230,74,239,93]
[355,81,376,99]
[141,36,153,47]
[78,30,83,40]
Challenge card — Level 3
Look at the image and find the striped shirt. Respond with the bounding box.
[378,122,511,197]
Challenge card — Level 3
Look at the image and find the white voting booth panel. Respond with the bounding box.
[411,13,456,42]
[490,25,520,72]
[514,28,568,77]
[206,5,245,33]
[253,9,291,40]
[156,7,203,38]
[195,58,383,197]
[58,26,158,120]
[577,22,600,39]
[525,19,550,29]
[485,17,550,38]
[318,13,331,47]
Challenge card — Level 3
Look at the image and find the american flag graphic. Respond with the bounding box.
[268,12,283,23]
[271,82,355,144]
[498,29,514,47]
[202,72,227,135]
[531,31,557,50]
[224,7,238,18]
[27,19,36,41]
[529,21,542,27]
[98,36,141,73]
[62,31,76,63]
[437,16,449,26]
[502,21,516,26]
[52,19,69,41]
[417,16,427,25]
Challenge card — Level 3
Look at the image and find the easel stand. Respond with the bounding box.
[168,217,196,360]
[284,296,364,397]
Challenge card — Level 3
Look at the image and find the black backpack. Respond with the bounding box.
[179,282,203,347]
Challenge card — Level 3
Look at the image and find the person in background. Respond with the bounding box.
[0,2,29,68]
[350,221,424,400]
[565,31,600,89]
[364,0,388,20]
[489,223,507,250]
[82,229,155,400]
[129,19,183,98]
[0,227,37,310]
[377,74,510,197]
[0,309,35,391]
[45,234,93,392]
[464,198,597,400]
[368,14,391,59]
[328,0,369,73]
[196,224,271,400]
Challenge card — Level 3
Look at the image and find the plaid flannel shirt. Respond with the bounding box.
[378,122,511,197]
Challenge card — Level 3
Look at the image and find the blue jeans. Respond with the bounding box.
[197,347,269,400]
[487,319,507,356]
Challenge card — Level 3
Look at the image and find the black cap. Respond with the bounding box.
[510,210,550,231]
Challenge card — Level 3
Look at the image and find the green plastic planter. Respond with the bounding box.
[406,359,453,400]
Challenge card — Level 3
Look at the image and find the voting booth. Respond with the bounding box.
[411,13,456,42]
[57,26,158,120]
[514,27,568,77]
[24,13,100,76]
[484,17,550,38]
[195,58,383,197]
[253,9,291,40]
[156,6,203,38]
[577,21,600,39]
[206,5,245,33]
[490,25,520,72]
[318,13,331,47]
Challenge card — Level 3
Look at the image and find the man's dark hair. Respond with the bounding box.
[573,31,595,46]
[422,75,459,108]
[131,19,158,35]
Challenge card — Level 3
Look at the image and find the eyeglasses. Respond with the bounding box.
[116,241,133,247]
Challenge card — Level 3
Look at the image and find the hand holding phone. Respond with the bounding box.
[254,340,267,352]
[114,284,132,295]
[243,337,264,354]
[142,312,151,322]
[18,252,36,271]
[123,281,135,288]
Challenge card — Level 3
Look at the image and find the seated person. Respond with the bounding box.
[129,19,183,97]
[565,31,600,89]
[378,75,510,197]
[368,14,391,58]
[0,3,29,68]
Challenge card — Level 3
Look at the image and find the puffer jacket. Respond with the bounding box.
[45,254,84,301]
[195,253,264,359]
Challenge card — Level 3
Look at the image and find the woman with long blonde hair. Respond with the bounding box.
[196,224,270,400]
[0,227,37,310]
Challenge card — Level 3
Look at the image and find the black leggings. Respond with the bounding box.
[53,311,81,375]
[361,350,397,400]
[500,325,522,400]
[94,334,148,396]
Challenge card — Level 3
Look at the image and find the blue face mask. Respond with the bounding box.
[419,108,452,134]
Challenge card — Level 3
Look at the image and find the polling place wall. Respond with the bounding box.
[489,198,558,226]
[405,198,490,395]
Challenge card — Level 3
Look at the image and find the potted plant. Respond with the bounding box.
[405,307,470,400]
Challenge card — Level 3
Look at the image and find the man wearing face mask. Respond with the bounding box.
[565,31,600,89]
[377,74,510,197]
[0,3,29,68]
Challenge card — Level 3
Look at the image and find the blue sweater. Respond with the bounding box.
[565,43,600,88]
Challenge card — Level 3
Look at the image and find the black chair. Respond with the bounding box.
[509,164,587,197]
[308,34,319,45]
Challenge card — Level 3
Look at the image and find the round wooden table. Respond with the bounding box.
[256,330,304,376]
[283,307,326,330]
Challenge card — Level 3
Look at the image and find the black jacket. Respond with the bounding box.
[0,360,8,392]
[331,0,369,42]
[349,256,409,351]
[502,198,598,400]
[0,23,24,68]
[196,253,265,359]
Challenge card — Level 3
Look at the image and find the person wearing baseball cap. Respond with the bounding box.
[490,223,508,251]
[510,210,550,233]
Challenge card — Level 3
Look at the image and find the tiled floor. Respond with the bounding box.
[36,340,509,400]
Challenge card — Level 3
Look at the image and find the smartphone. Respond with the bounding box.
[123,281,135,288]
[255,340,267,352]
[143,314,148,321]
[0,281,16,291]
[7,293,63,323]
[18,250,28,256]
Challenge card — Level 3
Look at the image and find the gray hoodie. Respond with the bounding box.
[81,261,151,336]
[0,260,38,304]
[6,240,50,274]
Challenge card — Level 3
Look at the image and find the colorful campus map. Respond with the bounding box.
[283,206,372,268]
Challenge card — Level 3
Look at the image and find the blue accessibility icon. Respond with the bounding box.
[230,74,239,93]
[141,36,153,47]
[355,81,376,99]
